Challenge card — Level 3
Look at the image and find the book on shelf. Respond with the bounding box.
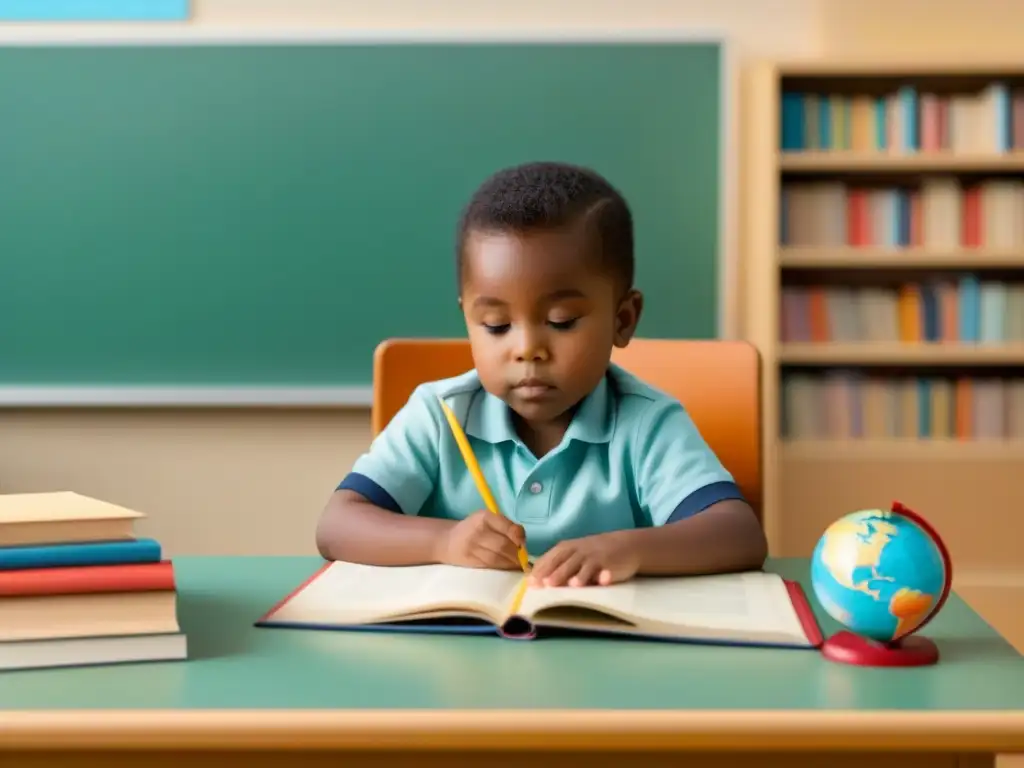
[780,84,1024,154]
[0,491,186,671]
[781,372,1024,441]
[258,559,824,651]
[779,280,1024,344]
[781,178,1024,249]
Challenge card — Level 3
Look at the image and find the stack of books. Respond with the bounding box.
[0,491,187,671]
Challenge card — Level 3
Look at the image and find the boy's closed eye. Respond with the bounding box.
[482,318,579,334]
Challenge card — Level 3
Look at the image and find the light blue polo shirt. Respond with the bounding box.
[338,364,745,557]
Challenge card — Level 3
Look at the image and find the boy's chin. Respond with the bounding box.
[506,395,571,425]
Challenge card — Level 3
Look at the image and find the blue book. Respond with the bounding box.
[0,0,189,20]
[898,189,912,246]
[980,283,1008,342]
[917,379,932,438]
[988,83,1011,152]
[899,86,919,152]
[818,98,832,149]
[959,275,981,342]
[874,98,888,149]
[780,92,806,151]
[0,538,161,570]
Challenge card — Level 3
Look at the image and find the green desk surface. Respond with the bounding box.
[1,556,1022,711]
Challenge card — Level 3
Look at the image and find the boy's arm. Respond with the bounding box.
[315,387,525,570]
[624,397,767,574]
[611,497,766,576]
[316,489,455,565]
[315,384,450,565]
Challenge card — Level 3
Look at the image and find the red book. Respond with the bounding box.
[846,189,870,246]
[961,186,983,247]
[0,560,175,597]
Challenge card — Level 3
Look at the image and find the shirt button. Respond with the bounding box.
[529,481,543,494]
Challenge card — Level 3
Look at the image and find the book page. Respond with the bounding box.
[519,571,807,641]
[267,561,524,626]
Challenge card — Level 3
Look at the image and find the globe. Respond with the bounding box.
[810,502,951,646]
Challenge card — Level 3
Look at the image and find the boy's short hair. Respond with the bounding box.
[456,161,634,292]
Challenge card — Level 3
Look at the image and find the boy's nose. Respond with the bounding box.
[514,331,550,362]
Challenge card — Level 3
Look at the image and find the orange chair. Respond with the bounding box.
[371,338,762,520]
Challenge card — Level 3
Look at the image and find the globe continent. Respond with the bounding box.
[811,509,946,643]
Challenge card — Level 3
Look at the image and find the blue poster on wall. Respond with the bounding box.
[0,0,189,20]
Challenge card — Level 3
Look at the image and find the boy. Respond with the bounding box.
[316,161,767,587]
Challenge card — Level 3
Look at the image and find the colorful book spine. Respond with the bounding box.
[780,178,1024,249]
[781,373,1024,440]
[0,537,162,570]
[780,85,1024,153]
[779,279,1024,344]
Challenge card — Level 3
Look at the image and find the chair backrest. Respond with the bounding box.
[371,337,762,517]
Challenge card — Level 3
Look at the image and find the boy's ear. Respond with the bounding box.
[613,289,643,347]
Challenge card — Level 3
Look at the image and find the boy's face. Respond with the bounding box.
[459,224,642,428]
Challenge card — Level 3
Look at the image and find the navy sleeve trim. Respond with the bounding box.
[337,472,403,514]
[666,480,746,524]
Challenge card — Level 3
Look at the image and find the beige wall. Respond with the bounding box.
[2,0,1016,559]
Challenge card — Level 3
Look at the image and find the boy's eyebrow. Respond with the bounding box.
[471,289,586,309]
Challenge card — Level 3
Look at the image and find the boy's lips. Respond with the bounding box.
[512,377,556,399]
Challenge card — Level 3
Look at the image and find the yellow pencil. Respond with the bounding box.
[437,397,529,573]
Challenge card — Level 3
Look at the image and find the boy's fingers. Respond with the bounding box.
[544,553,584,587]
[474,531,521,568]
[569,561,601,587]
[483,513,526,545]
[529,550,565,583]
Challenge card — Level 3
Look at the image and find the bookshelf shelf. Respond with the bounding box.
[779,151,1024,172]
[779,342,1024,365]
[779,247,1024,268]
[742,60,1024,578]
[780,439,1024,462]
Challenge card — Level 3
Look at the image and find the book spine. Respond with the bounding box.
[780,372,1024,441]
[777,278,1024,346]
[497,616,537,640]
[779,177,1024,248]
[778,89,1014,152]
[0,560,176,596]
[0,537,162,570]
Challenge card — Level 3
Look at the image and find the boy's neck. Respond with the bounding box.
[511,405,579,458]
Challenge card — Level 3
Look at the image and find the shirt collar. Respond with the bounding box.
[465,373,614,446]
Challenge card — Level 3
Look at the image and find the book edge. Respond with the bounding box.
[0,538,162,570]
[254,560,332,624]
[0,559,177,597]
[784,579,825,648]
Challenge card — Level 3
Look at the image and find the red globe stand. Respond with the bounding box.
[821,631,939,667]
[819,500,953,668]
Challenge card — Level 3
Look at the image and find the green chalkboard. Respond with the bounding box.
[0,41,723,390]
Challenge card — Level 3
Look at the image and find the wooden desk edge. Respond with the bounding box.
[1,710,1023,751]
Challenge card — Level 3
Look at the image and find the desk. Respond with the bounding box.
[0,556,1021,768]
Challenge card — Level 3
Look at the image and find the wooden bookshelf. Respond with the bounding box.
[780,247,1024,268]
[741,60,1024,584]
[779,150,1024,172]
[779,342,1024,364]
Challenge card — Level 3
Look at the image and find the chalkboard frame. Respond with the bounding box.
[0,26,735,408]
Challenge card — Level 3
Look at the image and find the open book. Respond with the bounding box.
[257,561,824,649]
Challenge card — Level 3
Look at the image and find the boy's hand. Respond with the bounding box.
[529,532,640,588]
[436,511,526,571]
